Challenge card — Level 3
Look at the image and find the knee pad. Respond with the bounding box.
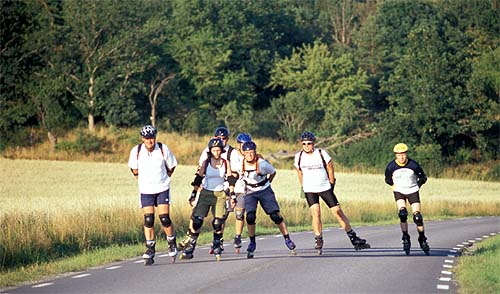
[413,212,424,226]
[159,214,171,228]
[212,217,225,231]
[246,211,256,225]
[144,213,155,228]
[269,211,283,225]
[398,207,408,223]
[235,209,245,221]
[192,215,204,231]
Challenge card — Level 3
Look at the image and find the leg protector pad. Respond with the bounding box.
[398,207,408,223]
[235,209,245,221]
[212,217,225,231]
[413,212,424,226]
[192,215,204,231]
[246,211,256,225]
[269,211,283,225]
[144,213,155,228]
[159,214,172,228]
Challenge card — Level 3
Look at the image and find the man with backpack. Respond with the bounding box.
[294,131,370,255]
[128,125,178,264]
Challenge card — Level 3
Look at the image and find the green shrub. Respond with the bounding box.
[414,144,443,176]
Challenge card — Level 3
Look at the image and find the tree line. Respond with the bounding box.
[1,0,498,173]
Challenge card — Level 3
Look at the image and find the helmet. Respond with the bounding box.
[393,143,409,153]
[241,141,257,151]
[140,125,157,138]
[214,127,229,138]
[208,137,224,150]
[236,133,252,144]
[300,131,316,142]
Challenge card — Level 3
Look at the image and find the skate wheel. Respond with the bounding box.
[404,250,410,256]
[317,249,323,255]
[424,250,430,256]
[144,258,154,265]
[290,250,297,255]
[247,253,254,259]
[215,255,221,262]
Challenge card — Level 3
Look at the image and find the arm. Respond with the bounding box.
[326,160,336,186]
[295,168,303,188]
[415,164,427,187]
[384,164,394,186]
[267,171,276,183]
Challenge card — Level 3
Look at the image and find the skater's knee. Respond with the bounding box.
[144,213,155,228]
[246,211,256,225]
[398,207,408,223]
[159,214,172,228]
[269,211,283,225]
[192,215,204,231]
[413,212,424,226]
[212,217,225,231]
[235,209,245,221]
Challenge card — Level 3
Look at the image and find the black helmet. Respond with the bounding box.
[208,137,224,150]
[236,133,252,144]
[300,131,316,142]
[214,127,229,138]
[140,125,157,138]
[242,141,257,151]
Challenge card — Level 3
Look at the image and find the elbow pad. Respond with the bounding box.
[227,175,237,186]
[191,174,203,187]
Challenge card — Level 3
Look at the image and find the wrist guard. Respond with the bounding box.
[189,190,197,201]
[227,175,237,186]
[191,174,203,187]
[229,191,237,200]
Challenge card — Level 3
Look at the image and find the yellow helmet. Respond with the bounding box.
[393,143,408,153]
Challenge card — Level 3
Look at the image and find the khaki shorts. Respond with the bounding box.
[193,189,227,219]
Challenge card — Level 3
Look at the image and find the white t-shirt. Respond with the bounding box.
[231,151,246,194]
[128,143,177,194]
[202,160,227,192]
[237,158,275,194]
[294,149,331,193]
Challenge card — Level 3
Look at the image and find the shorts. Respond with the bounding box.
[141,189,170,208]
[393,191,420,205]
[305,189,340,208]
[193,189,227,219]
[244,186,280,214]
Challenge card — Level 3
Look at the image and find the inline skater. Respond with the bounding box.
[385,143,430,255]
[295,131,370,254]
[128,125,178,265]
[237,141,296,258]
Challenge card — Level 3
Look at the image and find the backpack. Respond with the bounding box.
[297,149,327,172]
[136,142,169,170]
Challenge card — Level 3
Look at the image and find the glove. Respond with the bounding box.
[330,179,336,192]
[189,190,197,206]
[230,191,237,203]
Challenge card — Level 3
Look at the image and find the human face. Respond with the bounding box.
[217,136,228,147]
[142,136,156,151]
[395,152,408,165]
[210,147,222,159]
[302,141,314,153]
[244,150,256,163]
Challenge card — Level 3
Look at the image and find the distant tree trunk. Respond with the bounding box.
[47,131,57,150]
[148,72,175,127]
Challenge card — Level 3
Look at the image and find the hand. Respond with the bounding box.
[189,190,197,207]
[230,192,237,209]
[330,179,336,191]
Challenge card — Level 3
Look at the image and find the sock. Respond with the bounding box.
[250,236,256,243]
[283,234,290,240]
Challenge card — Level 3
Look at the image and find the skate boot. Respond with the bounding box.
[285,238,297,255]
[418,236,430,256]
[142,242,156,265]
[209,238,224,254]
[213,238,223,262]
[348,230,370,251]
[177,233,191,252]
[234,235,242,254]
[179,235,197,260]
[314,235,324,255]
[167,236,178,263]
[246,241,256,259]
[402,234,411,256]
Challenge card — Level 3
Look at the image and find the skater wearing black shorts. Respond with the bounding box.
[128,125,178,264]
[385,143,430,255]
[294,131,370,253]
[237,141,296,258]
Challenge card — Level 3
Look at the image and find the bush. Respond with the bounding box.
[335,134,394,171]
[55,132,108,154]
[414,144,443,176]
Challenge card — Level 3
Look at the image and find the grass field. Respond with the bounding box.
[1,158,499,288]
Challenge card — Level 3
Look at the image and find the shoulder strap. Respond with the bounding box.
[157,142,165,157]
[298,150,304,171]
[318,149,327,170]
[202,158,229,177]
[227,146,234,162]
[136,144,142,160]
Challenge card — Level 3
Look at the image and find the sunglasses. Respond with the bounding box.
[219,137,228,140]
[302,142,313,146]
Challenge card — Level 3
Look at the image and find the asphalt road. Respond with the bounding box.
[3,216,499,294]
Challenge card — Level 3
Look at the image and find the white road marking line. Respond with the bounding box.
[444,259,454,263]
[490,233,496,235]
[134,260,143,263]
[72,273,91,279]
[440,277,451,282]
[475,238,482,240]
[257,237,265,240]
[443,265,453,268]
[106,266,122,270]
[450,249,458,253]
[437,284,450,290]
[159,254,168,257]
[32,283,54,288]
[461,242,470,245]
[482,235,489,238]
[468,240,476,243]
[447,255,455,257]
[441,271,452,275]
[274,234,282,238]
[457,244,465,247]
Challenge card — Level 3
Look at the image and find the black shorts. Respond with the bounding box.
[393,191,420,205]
[305,189,339,208]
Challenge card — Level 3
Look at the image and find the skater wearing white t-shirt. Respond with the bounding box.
[294,131,370,254]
